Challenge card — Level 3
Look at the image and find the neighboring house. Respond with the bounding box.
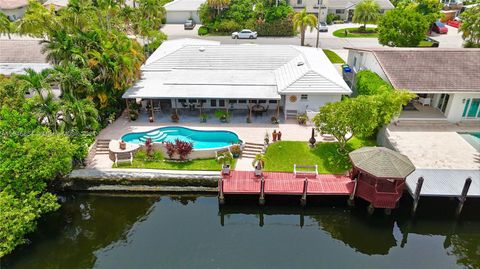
[0,0,29,20]
[345,47,480,123]
[0,40,51,76]
[164,0,205,24]
[43,0,67,10]
[122,38,351,120]
[287,0,394,22]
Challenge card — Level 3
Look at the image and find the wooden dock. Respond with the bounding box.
[219,171,353,205]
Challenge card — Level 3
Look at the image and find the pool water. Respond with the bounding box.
[459,132,480,152]
[121,126,241,149]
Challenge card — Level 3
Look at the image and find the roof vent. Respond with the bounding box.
[199,47,205,52]
[297,61,304,66]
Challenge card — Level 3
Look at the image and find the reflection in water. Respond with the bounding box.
[3,194,479,269]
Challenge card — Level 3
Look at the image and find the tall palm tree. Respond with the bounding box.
[353,0,380,31]
[41,30,86,65]
[61,98,99,132]
[293,9,317,46]
[17,68,53,104]
[31,91,60,131]
[52,63,93,100]
[207,0,230,15]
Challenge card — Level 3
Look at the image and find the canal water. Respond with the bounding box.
[3,193,480,269]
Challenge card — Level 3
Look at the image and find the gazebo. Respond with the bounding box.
[348,147,415,214]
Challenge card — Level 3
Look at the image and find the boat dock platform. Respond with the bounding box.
[219,171,354,205]
[406,169,480,215]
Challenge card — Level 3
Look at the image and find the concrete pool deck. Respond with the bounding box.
[384,124,480,170]
[87,116,323,169]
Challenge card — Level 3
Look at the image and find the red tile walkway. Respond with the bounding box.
[221,171,353,196]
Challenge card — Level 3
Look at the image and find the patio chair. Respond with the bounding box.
[114,152,133,167]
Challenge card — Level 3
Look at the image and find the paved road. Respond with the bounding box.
[161,23,463,49]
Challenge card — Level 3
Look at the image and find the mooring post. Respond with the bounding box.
[455,177,471,217]
[412,177,424,215]
[218,177,225,205]
[300,177,308,206]
[259,176,265,206]
[348,177,358,206]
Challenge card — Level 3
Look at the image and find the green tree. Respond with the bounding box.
[353,0,381,31]
[377,8,429,47]
[459,6,480,48]
[313,97,379,152]
[16,68,53,104]
[0,13,15,39]
[207,0,231,15]
[293,8,317,46]
[0,190,59,257]
[17,0,57,37]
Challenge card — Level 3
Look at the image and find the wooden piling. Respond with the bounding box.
[348,177,358,206]
[259,176,265,206]
[300,177,308,206]
[412,177,424,215]
[455,177,471,216]
[218,177,225,205]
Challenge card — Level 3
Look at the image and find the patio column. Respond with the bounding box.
[248,100,252,119]
[150,99,155,122]
[225,99,229,114]
[276,100,280,118]
[125,99,130,122]
[174,98,178,114]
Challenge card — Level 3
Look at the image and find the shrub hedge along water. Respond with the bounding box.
[355,70,392,95]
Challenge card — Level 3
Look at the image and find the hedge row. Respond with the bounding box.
[355,70,392,96]
[254,17,295,37]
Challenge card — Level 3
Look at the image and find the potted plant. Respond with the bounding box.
[171,112,179,123]
[296,113,308,125]
[271,116,279,124]
[309,128,316,147]
[264,131,269,145]
[230,144,242,158]
[246,117,252,123]
[200,113,208,123]
[252,154,265,177]
[215,110,230,123]
[217,151,233,175]
[272,130,277,142]
[119,140,126,150]
[129,110,138,121]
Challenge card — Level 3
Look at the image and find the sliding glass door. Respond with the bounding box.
[462,98,480,119]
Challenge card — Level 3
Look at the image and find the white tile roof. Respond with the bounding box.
[164,0,206,11]
[123,38,351,99]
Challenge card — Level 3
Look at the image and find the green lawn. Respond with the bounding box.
[332,27,378,38]
[323,49,345,64]
[263,137,376,174]
[115,151,236,171]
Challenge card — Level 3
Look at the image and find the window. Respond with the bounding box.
[301,94,308,101]
[297,0,302,5]
[353,57,357,68]
[238,100,247,104]
[336,9,344,14]
[219,99,225,107]
[258,100,267,104]
[229,99,237,104]
[269,100,278,104]
[178,99,186,103]
[462,98,480,118]
[210,99,217,107]
[188,99,197,103]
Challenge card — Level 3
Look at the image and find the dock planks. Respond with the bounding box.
[222,171,353,196]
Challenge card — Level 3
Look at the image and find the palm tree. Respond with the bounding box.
[207,0,231,15]
[31,91,60,131]
[353,0,380,31]
[0,13,14,39]
[52,63,93,100]
[293,9,317,46]
[61,98,99,132]
[41,30,86,65]
[17,68,53,104]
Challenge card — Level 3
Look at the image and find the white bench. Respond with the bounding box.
[114,152,133,167]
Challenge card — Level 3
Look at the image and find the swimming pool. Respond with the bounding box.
[458,132,480,152]
[121,126,241,150]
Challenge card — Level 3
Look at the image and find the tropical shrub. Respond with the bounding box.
[164,141,176,159]
[198,25,209,35]
[355,70,392,95]
[175,139,194,160]
[255,16,295,36]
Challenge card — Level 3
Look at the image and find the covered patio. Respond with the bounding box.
[123,71,284,124]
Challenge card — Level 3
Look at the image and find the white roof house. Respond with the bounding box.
[0,40,52,76]
[164,0,205,23]
[123,39,351,120]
